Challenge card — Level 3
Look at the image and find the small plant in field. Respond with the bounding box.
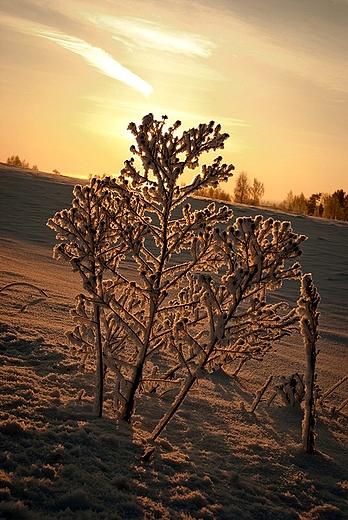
[298,273,320,454]
[270,373,305,407]
[48,114,308,438]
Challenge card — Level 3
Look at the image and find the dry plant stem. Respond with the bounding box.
[0,282,48,296]
[121,300,156,422]
[93,301,104,417]
[266,392,277,407]
[232,357,246,377]
[151,370,201,441]
[249,375,273,413]
[303,343,316,453]
[298,274,320,454]
[320,375,348,404]
[337,396,348,412]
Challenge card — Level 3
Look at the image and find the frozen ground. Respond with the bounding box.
[0,164,347,519]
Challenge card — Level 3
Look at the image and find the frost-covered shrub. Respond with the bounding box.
[47,179,131,416]
[48,114,308,438]
[298,273,320,454]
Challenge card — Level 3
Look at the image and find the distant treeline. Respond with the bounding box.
[6,156,347,222]
[6,155,38,171]
[271,189,348,222]
[195,172,348,222]
[6,155,60,175]
[196,172,265,206]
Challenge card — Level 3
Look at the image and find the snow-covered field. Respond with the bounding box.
[0,164,347,520]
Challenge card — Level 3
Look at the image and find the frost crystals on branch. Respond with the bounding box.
[47,179,131,416]
[297,273,320,454]
[151,214,307,440]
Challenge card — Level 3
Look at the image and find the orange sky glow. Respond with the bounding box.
[1,0,347,201]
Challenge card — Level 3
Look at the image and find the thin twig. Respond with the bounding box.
[337,396,348,412]
[249,375,273,413]
[0,282,48,297]
[320,375,348,404]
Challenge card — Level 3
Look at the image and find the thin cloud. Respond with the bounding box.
[84,13,215,58]
[0,13,153,97]
[38,30,153,96]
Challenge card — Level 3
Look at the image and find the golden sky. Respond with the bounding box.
[1,0,347,200]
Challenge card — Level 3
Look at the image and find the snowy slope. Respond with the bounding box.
[0,165,347,520]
